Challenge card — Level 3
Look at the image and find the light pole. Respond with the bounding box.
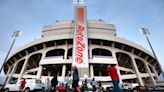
[0,30,22,74]
[73,0,84,5]
[139,27,164,78]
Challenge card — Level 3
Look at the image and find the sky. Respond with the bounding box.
[0,0,164,78]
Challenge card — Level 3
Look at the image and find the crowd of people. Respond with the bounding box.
[49,66,103,92]
[49,64,120,92]
[19,64,120,92]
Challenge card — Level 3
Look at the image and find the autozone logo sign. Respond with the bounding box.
[75,25,85,64]
[73,6,88,67]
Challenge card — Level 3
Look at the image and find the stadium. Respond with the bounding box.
[3,6,161,87]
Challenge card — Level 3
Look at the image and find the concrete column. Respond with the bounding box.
[36,66,43,79]
[153,67,160,80]
[18,57,28,81]
[37,52,46,79]
[64,41,68,60]
[61,42,67,80]
[62,65,66,79]
[90,65,94,78]
[111,47,122,83]
[89,40,92,59]
[64,49,68,60]
[145,62,157,86]
[5,69,11,85]
[151,64,160,80]
[89,41,93,78]
[6,63,17,84]
[131,57,144,86]
[6,66,12,75]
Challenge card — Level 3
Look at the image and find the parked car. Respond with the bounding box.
[122,83,133,90]
[4,78,45,92]
[56,83,66,92]
[120,83,138,90]
[133,86,146,91]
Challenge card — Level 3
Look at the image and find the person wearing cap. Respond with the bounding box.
[106,64,120,92]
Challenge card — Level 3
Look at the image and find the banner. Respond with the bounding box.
[72,6,88,68]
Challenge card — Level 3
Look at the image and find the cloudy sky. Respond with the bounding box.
[0,0,164,77]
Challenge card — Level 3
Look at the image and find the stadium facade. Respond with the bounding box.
[4,6,161,87]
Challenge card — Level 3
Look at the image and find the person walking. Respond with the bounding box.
[45,77,51,92]
[19,78,26,92]
[65,71,72,92]
[72,66,81,92]
[106,64,120,92]
[51,74,58,92]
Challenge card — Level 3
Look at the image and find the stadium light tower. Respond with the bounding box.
[73,0,85,5]
[139,27,164,78]
[0,30,22,74]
